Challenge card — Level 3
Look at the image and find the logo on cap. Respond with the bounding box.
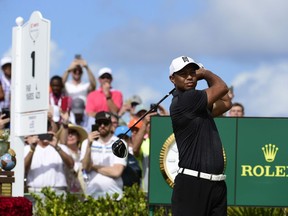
[182,56,190,63]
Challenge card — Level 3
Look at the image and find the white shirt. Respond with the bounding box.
[80,135,127,199]
[65,81,90,103]
[24,144,72,188]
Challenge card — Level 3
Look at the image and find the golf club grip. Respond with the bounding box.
[122,88,175,137]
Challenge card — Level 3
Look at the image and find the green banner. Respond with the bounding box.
[149,116,288,207]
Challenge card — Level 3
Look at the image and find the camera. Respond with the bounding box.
[38,133,54,141]
[1,108,10,119]
[150,103,158,113]
[75,54,82,59]
[91,124,99,132]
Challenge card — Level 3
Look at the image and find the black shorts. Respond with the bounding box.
[172,173,227,216]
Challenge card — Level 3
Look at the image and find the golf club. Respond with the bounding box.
[112,88,176,158]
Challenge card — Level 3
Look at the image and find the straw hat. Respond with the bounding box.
[57,124,88,145]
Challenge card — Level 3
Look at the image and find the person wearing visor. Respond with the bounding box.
[0,56,12,110]
[169,56,232,215]
[86,67,123,117]
[80,111,126,199]
[62,56,96,102]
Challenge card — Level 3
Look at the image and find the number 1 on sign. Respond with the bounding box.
[31,51,35,78]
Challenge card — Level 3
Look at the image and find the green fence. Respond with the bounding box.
[149,116,288,207]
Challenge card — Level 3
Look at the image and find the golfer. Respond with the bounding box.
[169,56,232,215]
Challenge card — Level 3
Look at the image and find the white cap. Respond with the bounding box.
[169,56,201,75]
[1,56,12,67]
[98,67,112,77]
[134,104,149,115]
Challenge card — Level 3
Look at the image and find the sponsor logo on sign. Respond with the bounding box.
[241,144,287,177]
[29,22,39,41]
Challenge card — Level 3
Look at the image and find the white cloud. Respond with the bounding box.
[232,61,288,117]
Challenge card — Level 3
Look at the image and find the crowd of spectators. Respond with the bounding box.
[0,55,244,201]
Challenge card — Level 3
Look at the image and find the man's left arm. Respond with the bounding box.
[50,137,74,169]
[92,164,125,178]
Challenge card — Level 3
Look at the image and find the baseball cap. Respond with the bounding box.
[128,118,143,129]
[130,95,142,105]
[71,98,85,114]
[134,104,149,115]
[95,111,112,122]
[98,67,112,78]
[169,56,201,75]
[1,56,12,67]
[114,125,132,138]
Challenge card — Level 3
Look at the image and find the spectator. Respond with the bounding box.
[69,97,91,132]
[118,95,142,124]
[0,56,12,110]
[62,56,96,102]
[81,111,126,199]
[110,112,120,133]
[229,102,245,117]
[24,121,74,196]
[114,125,133,154]
[129,113,155,194]
[134,104,169,118]
[114,125,142,188]
[57,124,88,193]
[49,75,72,125]
[85,67,123,117]
[133,104,149,119]
[0,113,10,130]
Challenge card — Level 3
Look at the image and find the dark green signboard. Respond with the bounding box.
[149,116,288,207]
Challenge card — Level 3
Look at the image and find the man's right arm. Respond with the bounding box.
[197,69,230,108]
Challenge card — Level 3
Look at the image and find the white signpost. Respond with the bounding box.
[10,11,50,196]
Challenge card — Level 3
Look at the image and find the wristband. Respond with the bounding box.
[55,145,62,152]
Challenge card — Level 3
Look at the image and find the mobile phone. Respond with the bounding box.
[150,103,158,113]
[1,108,10,119]
[75,54,82,59]
[91,124,99,132]
[61,97,69,112]
[38,133,54,141]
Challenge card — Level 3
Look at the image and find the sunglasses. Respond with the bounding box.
[100,73,112,79]
[73,69,82,74]
[96,120,111,126]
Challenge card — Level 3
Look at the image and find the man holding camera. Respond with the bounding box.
[62,55,96,103]
[81,111,126,199]
[24,121,74,194]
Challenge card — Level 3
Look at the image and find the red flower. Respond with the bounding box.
[0,197,32,216]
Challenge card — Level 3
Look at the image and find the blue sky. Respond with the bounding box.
[1,0,288,117]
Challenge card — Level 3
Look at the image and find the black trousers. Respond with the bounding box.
[172,173,227,216]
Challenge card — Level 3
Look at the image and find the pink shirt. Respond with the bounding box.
[85,88,123,114]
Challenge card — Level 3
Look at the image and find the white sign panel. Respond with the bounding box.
[14,111,48,136]
[13,11,50,113]
[12,11,50,136]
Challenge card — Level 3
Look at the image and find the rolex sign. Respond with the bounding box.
[149,117,288,207]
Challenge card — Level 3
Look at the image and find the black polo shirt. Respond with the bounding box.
[169,88,224,174]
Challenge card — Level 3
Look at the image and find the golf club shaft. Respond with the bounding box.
[122,88,175,137]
